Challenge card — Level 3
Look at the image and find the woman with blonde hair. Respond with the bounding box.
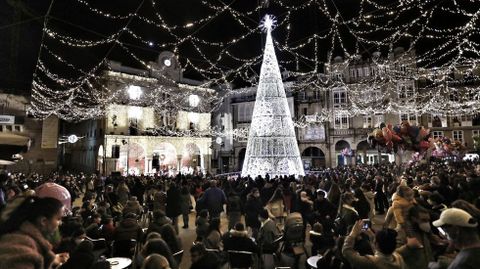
[265,188,286,226]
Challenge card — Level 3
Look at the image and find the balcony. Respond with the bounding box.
[330,128,372,137]
[332,129,354,136]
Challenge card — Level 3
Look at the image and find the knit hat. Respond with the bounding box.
[433,208,478,228]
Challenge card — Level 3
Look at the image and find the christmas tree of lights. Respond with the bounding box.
[241,15,305,178]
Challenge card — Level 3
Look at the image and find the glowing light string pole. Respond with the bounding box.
[241,15,305,178]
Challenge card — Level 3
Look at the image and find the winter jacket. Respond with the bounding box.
[153,191,167,212]
[166,186,182,218]
[0,222,56,269]
[197,187,227,217]
[342,234,408,269]
[122,200,143,216]
[257,218,280,254]
[113,218,143,242]
[397,229,435,269]
[245,195,263,229]
[146,217,172,236]
[179,193,191,215]
[223,230,259,254]
[195,216,209,240]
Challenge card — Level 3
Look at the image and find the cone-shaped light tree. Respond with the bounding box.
[241,15,305,178]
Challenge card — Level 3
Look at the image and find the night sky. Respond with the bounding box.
[0,0,477,94]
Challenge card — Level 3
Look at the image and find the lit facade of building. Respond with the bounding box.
[64,53,214,175]
[216,47,480,172]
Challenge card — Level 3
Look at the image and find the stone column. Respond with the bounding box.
[177,155,182,173]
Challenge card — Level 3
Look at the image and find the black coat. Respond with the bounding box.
[166,186,182,218]
[245,196,263,229]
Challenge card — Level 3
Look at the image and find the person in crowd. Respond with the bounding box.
[179,185,192,229]
[56,227,87,254]
[342,220,407,269]
[260,181,275,206]
[265,188,286,226]
[153,184,167,212]
[0,197,69,269]
[327,182,341,209]
[85,213,102,239]
[123,196,143,217]
[203,217,222,250]
[166,182,182,233]
[245,188,263,238]
[338,192,360,235]
[195,209,210,242]
[226,190,242,231]
[257,209,280,255]
[451,199,480,234]
[116,181,130,206]
[190,243,220,269]
[361,183,376,221]
[101,216,115,243]
[197,180,227,219]
[385,185,416,235]
[113,212,143,242]
[427,192,448,221]
[353,188,371,220]
[374,176,389,214]
[396,205,438,269]
[298,190,314,227]
[157,223,183,264]
[309,222,334,256]
[59,240,95,269]
[141,254,170,269]
[433,208,480,269]
[147,210,173,236]
[313,189,337,235]
[142,238,178,269]
[224,222,259,254]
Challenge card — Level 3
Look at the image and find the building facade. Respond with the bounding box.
[0,92,58,174]
[63,52,214,175]
[214,47,480,172]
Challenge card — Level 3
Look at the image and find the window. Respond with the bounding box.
[333,91,347,106]
[432,131,444,139]
[363,67,370,77]
[400,113,417,124]
[334,114,349,129]
[14,125,21,132]
[429,114,444,127]
[453,130,464,144]
[449,91,459,102]
[364,116,372,128]
[398,83,415,100]
[473,130,480,138]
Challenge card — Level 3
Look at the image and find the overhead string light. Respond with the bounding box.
[31,0,480,123]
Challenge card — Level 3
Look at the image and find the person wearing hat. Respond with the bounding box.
[433,208,480,269]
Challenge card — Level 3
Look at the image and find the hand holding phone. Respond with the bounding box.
[362,219,371,231]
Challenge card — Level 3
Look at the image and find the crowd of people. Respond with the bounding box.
[0,159,480,269]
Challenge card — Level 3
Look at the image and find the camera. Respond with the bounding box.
[362,219,371,230]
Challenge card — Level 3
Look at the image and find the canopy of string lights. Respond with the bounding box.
[29,0,480,122]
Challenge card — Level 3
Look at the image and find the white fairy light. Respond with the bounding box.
[260,14,276,32]
[241,15,304,178]
[127,85,142,100]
